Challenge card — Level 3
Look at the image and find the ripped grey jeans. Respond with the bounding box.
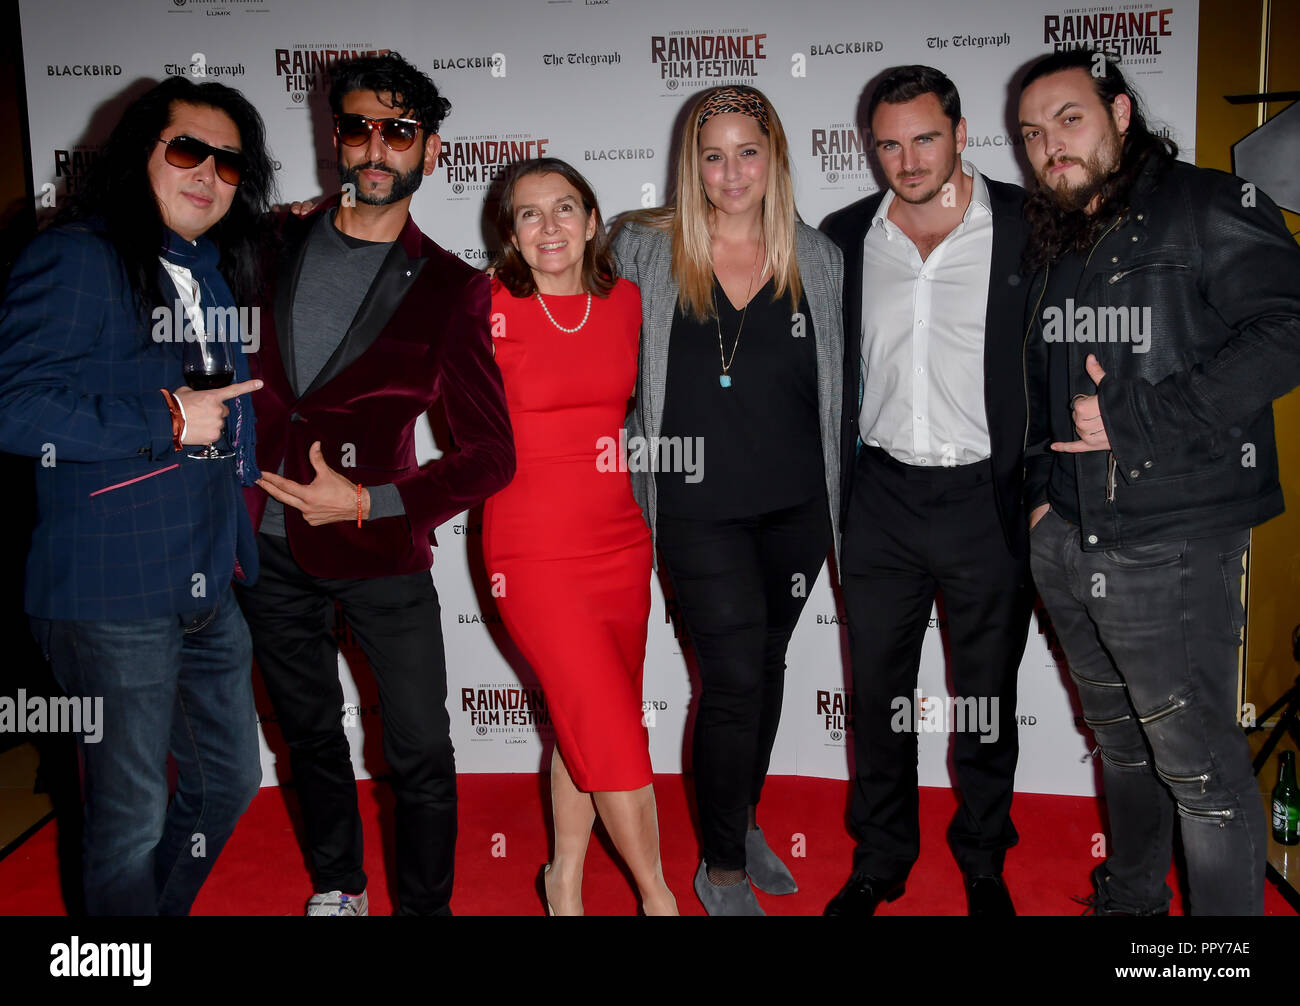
[1030,507,1265,915]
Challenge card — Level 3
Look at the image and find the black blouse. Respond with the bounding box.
[656,276,823,518]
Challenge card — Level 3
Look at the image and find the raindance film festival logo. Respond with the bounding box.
[810,123,875,191]
[53,145,101,197]
[650,27,767,92]
[438,134,550,197]
[274,43,391,106]
[462,683,552,741]
[1044,7,1174,64]
[815,688,851,745]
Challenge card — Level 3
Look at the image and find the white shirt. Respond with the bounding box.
[858,160,993,467]
[160,254,204,438]
[160,256,207,339]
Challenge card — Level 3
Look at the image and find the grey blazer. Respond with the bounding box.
[612,219,844,566]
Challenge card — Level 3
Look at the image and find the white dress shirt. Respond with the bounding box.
[160,256,207,339]
[858,160,993,467]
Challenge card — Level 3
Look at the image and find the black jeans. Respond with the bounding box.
[236,533,456,916]
[1030,507,1264,915]
[656,493,831,871]
[841,448,1030,881]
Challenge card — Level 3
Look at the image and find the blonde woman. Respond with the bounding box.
[612,86,844,916]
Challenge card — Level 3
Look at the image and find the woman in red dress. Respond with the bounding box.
[483,158,677,916]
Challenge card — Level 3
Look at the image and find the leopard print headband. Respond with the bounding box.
[695,86,771,133]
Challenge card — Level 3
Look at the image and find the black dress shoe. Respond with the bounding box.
[823,873,905,916]
[965,874,1015,916]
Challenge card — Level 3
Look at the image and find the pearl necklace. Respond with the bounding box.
[535,290,592,333]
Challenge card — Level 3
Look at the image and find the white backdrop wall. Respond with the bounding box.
[19,0,1200,795]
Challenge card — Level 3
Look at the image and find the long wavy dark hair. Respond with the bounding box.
[57,76,277,320]
[489,158,617,298]
[1020,49,1177,269]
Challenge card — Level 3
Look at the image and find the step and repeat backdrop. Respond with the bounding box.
[19,0,1199,795]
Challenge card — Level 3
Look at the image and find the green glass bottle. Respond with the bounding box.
[1271,750,1300,846]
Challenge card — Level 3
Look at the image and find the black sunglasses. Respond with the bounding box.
[334,113,424,152]
[157,135,245,186]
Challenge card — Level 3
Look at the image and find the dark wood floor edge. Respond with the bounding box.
[0,810,54,864]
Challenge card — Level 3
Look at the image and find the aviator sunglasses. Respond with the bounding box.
[156,135,245,186]
[334,113,424,152]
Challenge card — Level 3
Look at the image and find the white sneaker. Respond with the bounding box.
[305,889,368,916]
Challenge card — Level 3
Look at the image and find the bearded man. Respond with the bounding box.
[1019,48,1300,915]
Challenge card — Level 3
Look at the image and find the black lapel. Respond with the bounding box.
[982,183,1029,369]
[840,196,877,374]
[274,214,316,398]
[296,238,426,402]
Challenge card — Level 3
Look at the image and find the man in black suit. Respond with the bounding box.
[822,65,1033,916]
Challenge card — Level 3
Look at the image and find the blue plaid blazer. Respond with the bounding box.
[0,222,258,620]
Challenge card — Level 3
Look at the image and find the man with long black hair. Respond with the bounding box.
[1019,48,1300,915]
[0,76,276,914]
[236,52,513,916]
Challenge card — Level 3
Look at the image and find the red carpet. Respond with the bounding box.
[0,774,1295,916]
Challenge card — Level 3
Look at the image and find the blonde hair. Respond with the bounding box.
[631,86,802,321]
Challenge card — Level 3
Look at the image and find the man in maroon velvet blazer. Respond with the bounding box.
[235,53,514,916]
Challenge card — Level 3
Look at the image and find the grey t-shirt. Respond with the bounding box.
[261,210,405,536]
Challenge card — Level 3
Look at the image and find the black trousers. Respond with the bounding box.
[657,493,831,870]
[235,532,456,916]
[841,448,1031,880]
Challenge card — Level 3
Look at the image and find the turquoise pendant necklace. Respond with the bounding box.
[712,241,761,389]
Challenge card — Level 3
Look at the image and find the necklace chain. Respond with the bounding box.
[712,240,763,386]
[535,290,591,333]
